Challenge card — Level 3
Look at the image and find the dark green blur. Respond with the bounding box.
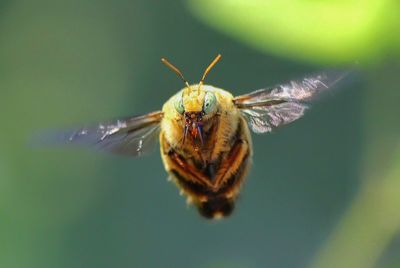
[0,1,399,268]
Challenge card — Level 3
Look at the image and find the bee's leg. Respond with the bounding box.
[168,152,213,188]
[196,139,250,219]
[161,134,210,187]
[212,138,251,195]
[193,145,207,169]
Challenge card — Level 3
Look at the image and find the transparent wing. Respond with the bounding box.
[234,71,349,133]
[48,111,163,157]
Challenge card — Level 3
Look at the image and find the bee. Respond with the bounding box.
[60,54,348,219]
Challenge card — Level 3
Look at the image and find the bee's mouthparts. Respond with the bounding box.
[183,112,204,145]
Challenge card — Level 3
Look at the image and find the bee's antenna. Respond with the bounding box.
[161,58,191,89]
[198,54,222,93]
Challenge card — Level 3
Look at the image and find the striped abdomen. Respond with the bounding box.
[160,116,252,219]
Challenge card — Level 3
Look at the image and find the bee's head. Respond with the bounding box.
[161,54,221,145]
[172,87,217,144]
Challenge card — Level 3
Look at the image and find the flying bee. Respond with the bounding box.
[58,54,349,219]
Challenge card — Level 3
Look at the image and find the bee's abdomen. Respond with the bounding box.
[160,115,252,219]
[167,157,247,219]
[197,197,234,219]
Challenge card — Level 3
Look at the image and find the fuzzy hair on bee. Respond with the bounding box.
[160,83,252,218]
[52,54,350,219]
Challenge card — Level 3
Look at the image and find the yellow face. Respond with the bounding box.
[182,85,206,112]
[162,84,224,147]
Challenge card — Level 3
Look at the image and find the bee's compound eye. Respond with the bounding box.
[203,92,216,114]
[174,94,185,114]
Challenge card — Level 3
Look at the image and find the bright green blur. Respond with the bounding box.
[188,0,400,64]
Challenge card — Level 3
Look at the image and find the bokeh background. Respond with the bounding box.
[1,0,400,268]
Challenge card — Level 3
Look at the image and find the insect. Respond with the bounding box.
[60,54,348,219]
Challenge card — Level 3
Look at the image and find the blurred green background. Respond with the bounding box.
[1,0,399,268]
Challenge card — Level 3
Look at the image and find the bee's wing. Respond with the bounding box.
[47,111,164,157]
[233,71,349,133]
